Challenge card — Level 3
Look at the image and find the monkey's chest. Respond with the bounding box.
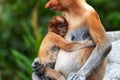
[55,50,80,77]
[55,27,90,77]
[65,27,90,42]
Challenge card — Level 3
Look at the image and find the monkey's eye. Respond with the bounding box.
[57,25,63,29]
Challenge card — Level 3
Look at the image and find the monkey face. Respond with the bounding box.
[45,0,72,11]
[48,16,68,37]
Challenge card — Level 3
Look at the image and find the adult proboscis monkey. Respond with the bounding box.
[32,0,112,80]
[38,16,94,80]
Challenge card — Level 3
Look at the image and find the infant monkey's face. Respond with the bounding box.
[49,16,68,37]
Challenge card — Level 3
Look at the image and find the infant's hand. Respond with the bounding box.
[84,39,96,47]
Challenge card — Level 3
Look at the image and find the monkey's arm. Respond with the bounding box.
[48,32,95,52]
[67,12,112,80]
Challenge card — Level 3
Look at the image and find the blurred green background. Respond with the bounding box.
[0,0,120,80]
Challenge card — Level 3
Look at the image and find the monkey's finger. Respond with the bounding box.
[72,75,85,80]
[34,65,45,75]
[67,73,77,80]
[32,58,39,67]
[32,63,41,70]
[34,57,39,61]
[72,75,81,80]
[34,58,39,63]
[35,71,44,75]
[33,64,44,71]
[32,64,40,70]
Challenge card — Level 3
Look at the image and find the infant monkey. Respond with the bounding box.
[38,16,95,80]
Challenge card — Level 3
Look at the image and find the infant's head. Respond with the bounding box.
[48,16,68,37]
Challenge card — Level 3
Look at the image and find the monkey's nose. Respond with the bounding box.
[45,4,49,8]
[51,6,57,10]
[45,5,57,11]
[45,1,51,8]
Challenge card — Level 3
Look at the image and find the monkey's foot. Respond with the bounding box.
[32,58,45,75]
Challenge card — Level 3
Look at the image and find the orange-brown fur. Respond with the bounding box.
[38,16,68,65]
[45,0,111,80]
[38,16,95,80]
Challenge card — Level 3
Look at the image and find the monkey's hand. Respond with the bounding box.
[67,73,85,80]
[83,39,96,47]
[32,58,45,75]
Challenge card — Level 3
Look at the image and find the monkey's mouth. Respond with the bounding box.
[51,7,57,10]
[60,30,67,36]
[61,31,66,35]
[51,6,62,11]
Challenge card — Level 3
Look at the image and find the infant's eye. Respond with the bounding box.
[57,25,62,30]
[58,24,63,28]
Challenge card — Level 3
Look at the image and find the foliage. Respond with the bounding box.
[87,0,120,30]
[0,0,120,80]
[0,0,57,80]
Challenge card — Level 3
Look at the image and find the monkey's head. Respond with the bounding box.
[48,16,68,37]
[45,0,85,11]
